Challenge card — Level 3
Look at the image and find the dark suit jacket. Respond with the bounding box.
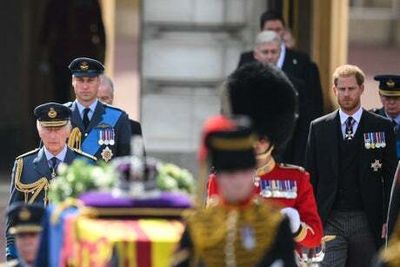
[238,49,310,79]
[280,75,310,166]
[305,110,397,247]
[238,49,323,120]
[68,101,132,161]
[6,146,96,260]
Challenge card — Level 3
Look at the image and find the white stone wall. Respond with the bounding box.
[141,0,266,171]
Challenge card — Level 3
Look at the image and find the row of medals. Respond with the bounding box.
[256,178,298,199]
[98,128,115,146]
[363,132,386,149]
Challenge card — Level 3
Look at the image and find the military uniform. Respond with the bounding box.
[67,100,131,162]
[6,103,96,261]
[371,75,400,161]
[208,163,323,249]
[174,115,296,267]
[174,197,296,267]
[371,75,400,241]
[6,203,46,267]
[67,57,132,162]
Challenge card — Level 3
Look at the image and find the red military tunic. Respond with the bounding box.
[207,163,323,248]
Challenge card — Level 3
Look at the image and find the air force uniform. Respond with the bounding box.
[373,75,400,241]
[67,57,132,162]
[5,203,46,267]
[6,103,96,261]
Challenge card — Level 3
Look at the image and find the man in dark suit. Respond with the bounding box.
[98,74,143,137]
[305,65,397,266]
[66,57,132,162]
[371,75,400,242]
[6,102,96,261]
[252,30,310,166]
[238,10,324,120]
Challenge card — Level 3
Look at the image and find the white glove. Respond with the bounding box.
[280,207,301,233]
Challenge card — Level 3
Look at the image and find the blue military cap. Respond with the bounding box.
[374,75,400,96]
[7,202,45,235]
[34,102,71,127]
[68,57,104,77]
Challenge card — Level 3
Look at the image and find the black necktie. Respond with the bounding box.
[50,157,59,178]
[83,108,90,130]
[344,116,355,140]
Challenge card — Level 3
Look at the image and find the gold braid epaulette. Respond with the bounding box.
[68,127,82,151]
[15,158,49,205]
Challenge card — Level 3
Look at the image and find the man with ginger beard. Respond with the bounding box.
[305,65,397,266]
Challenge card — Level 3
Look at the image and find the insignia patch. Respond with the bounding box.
[96,123,112,129]
[101,146,113,162]
[387,79,395,88]
[48,107,57,119]
[371,159,382,172]
[80,61,89,71]
[19,208,31,221]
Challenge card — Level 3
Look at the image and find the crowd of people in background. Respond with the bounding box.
[4,8,400,267]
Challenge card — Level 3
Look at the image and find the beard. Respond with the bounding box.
[339,97,360,113]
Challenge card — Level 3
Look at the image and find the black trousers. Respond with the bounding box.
[322,211,377,267]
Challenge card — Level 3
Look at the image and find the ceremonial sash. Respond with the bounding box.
[82,108,121,156]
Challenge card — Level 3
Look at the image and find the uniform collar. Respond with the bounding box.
[75,99,98,115]
[386,111,400,125]
[43,145,67,162]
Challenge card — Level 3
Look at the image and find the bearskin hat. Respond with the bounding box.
[226,62,298,155]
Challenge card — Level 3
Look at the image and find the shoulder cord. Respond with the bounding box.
[14,158,49,205]
[68,127,82,151]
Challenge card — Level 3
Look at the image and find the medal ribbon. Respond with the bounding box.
[82,108,121,156]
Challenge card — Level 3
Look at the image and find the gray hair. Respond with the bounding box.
[255,31,282,48]
[100,74,114,92]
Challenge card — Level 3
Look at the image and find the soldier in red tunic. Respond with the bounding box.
[207,62,323,251]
